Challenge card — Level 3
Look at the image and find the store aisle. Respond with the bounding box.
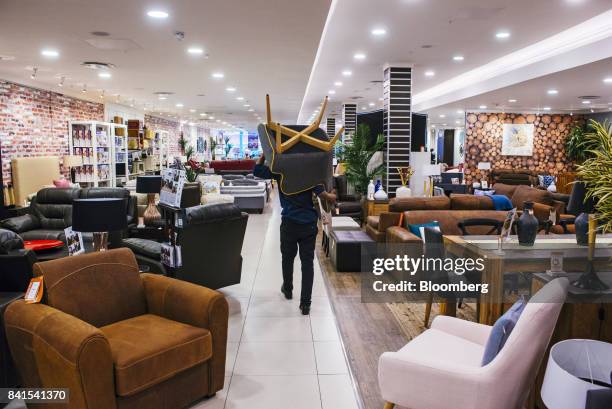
[193,196,360,409]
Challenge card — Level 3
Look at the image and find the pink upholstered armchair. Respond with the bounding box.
[378,278,569,409]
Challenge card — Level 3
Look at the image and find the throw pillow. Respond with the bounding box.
[474,189,495,196]
[538,175,555,189]
[481,298,526,366]
[408,221,440,239]
[53,178,72,188]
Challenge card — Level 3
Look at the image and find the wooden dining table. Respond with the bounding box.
[442,234,612,325]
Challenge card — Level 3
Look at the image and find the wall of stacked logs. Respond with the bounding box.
[463,112,584,185]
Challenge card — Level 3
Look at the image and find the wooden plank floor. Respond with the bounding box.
[316,244,408,409]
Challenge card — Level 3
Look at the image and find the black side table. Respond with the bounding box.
[1,292,23,388]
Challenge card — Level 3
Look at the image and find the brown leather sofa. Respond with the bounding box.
[366,195,494,242]
[3,248,228,409]
[490,168,538,186]
[492,183,565,221]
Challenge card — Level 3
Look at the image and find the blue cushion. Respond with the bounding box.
[408,221,440,239]
[481,298,526,366]
[538,175,555,188]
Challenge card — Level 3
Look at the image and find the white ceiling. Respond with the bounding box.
[0,0,331,132]
[427,56,612,127]
[298,0,612,123]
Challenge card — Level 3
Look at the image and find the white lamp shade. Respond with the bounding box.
[477,162,491,170]
[541,339,612,409]
[63,155,82,167]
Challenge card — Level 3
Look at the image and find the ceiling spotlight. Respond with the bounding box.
[248,109,254,112]
[547,89,558,95]
[455,120,461,124]
[147,10,169,19]
[189,109,196,113]
[41,49,59,58]
[371,28,387,36]
[334,81,343,87]
[58,76,65,87]
[582,100,591,104]
[158,95,167,100]
[361,106,367,110]
[175,103,184,107]
[543,107,551,111]
[329,90,336,95]
[226,87,236,92]
[424,70,435,77]
[456,110,464,114]
[508,99,517,103]
[200,113,206,116]
[603,78,612,84]
[81,84,87,93]
[99,90,105,99]
[98,72,111,79]
[243,104,250,108]
[353,53,366,60]
[342,70,352,77]
[479,105,487,109]
[209,116,215,120]
[211,72,224,79]
[439,114,446,118]
[30,67,38,79]
[453,55,464,61]
[236,96,244,101]
[187,47,204,55]
[496,31,511,39]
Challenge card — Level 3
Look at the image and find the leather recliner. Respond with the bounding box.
[333,175,363,221]
[4,248,229,409]
[123,203,248,289]
[0,229,37,292]
[0,188,137,242]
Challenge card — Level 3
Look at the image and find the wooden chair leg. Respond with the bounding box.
[383,402,395,409]
[424,292,433,328]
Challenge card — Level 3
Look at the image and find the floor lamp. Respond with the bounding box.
[72,198,127,251]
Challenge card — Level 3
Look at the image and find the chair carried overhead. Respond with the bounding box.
[257,94,344,195]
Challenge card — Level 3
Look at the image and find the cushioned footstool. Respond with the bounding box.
[321,217,361,256]
[329,230,374,272]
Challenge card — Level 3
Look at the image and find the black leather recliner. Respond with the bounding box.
[0,229,37,292]
[122,203,248,289]
[0,187,138,242]
[333,175,363,221]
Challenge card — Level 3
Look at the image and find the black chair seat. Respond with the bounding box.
[122,238,161,259]
[337,201,362,213]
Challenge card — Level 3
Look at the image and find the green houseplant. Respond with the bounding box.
[565,122,598,163]
[576,119,612,232]
[336,124,385,195]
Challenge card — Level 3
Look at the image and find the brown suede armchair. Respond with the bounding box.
[3,248,228,409]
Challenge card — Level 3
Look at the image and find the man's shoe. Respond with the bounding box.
[299,302,311,315]
[281,284,292,300]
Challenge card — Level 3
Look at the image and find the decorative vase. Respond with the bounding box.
[395,185,411,198]
[374,188,387,201]
[517,201,538,246]
[367,180,375,200]
[375,180,381,192]
[574,212,589,246]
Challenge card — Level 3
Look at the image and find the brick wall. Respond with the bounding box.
[0,80,104,186]
[144,114,181,158]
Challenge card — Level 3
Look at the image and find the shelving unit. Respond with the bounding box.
[112,123,129,185]
[68,121,115,187]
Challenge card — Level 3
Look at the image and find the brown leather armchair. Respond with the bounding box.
[3,248,228,409]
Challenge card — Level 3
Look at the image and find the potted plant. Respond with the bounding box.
[209,136,218,160]
[336,124,385,196]
[565,122,599,163]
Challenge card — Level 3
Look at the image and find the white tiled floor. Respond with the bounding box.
[192,197,360,409]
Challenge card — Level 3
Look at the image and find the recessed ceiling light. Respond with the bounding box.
[508,99,517,103]
[439,114,445,118]
[334,81,343,87]
[379,97,384,101]
[248,109,254,112]
[543,107,551,111]
[604,78,612,84]
[547,89,558,95]
[479,105,487,109]
[98,72,111,78]
[212,72,224,79]
[496,31,511,39]
[41,49,59,58]
[209,116,215,120]
[226,87,236,92]
[189,109,196,113]
[200,113,206,116]
[353,53,366,60]
[147,10,169,19]
[243,104,250,107]
[158,95,167,100]
[455,120,461,124]
[369,102,375,107]
[187,47,204,55]
[328,90,336,95]
[81,84,87,93]
[175,103,184,107]
[453,55,464,61]
[424,70,435,77]
[342,70,352,77]
[456,110,464,114]
[236,96,244,101]
[371,28,387,36]
[582,100,591,104]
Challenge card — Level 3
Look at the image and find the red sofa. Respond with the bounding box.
[210,160,256,175]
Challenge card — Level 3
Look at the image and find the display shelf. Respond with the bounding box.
[112,123,129,185]
[69,121,116,187]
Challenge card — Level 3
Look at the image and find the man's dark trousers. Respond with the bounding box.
[280,218,318,303]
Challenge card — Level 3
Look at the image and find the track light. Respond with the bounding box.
[81,84,87,93]
[58,76,65,87]
[30,67,38,79]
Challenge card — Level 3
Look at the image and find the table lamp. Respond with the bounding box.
[63,155,82,183]
[136,175,162,226]
[477,162,491,188]
[72,198,127,251]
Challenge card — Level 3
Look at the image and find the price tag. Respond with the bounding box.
[25,277,44,304]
